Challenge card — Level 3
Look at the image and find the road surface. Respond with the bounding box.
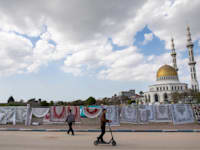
[0,131,200,150]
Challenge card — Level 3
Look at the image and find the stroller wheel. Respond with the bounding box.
[94,140,98,146]
[112,140,116,146]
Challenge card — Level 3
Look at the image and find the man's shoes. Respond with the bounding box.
[101,140,107,144]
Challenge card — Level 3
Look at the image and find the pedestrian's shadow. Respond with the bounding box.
[64,133,91,136]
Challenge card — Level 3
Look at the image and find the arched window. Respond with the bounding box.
[148,95,151,102]
[154,94,159,102]
[164,93,168,101]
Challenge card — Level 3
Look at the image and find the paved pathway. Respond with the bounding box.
[0,132,200,150]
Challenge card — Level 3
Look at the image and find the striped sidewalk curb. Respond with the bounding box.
[0,128,200,132]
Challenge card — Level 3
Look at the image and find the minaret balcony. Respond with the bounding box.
[171,52,176,56]
[188,61,196,65]
[186,42,194,47]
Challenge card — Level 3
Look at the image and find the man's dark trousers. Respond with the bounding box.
[98,125,105,141]
[67,122,74,135]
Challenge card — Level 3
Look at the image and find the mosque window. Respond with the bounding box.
[167,86,168,90]
[163,87,165,90]
[148,95,151,101]
[157,87,159,91]
[154,94,158,102]
[172,86,173,90]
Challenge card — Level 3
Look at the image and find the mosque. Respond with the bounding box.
[144,26,199,104]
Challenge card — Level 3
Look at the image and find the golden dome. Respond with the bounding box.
[157,65,177,79]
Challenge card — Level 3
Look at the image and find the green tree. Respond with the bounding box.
[86,97,96,105]
[139,91,144,96]
[7,96,15,103]
[189,90,200,103]
[128,99,133,104]
[101,97,109,105]
[50,101,54,106]
[171,92,180,103]
[57,101,64,105]
[40,100,49,106]
[196,93,200,103]
[72,100,84,106]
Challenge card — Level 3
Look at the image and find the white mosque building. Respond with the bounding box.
[144,26,199,104]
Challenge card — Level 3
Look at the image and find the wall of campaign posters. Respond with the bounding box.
[0,104,198,125]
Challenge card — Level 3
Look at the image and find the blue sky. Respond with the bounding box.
[134,26,167,56]
[0,27,152,101]
[0,0,199,102]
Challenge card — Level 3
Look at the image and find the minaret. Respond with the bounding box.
[186,26,199,91]
[171,38,178,72]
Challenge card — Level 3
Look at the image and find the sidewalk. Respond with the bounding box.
[1,123,200,132]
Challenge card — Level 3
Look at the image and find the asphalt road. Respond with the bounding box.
[0,132,200,150]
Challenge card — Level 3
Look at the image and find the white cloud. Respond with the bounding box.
[0,31,33,75]
[145,0,200,50]
[27,38,56,73]
[142,33,153,45]
[0,30,57,75]
[0,0,199,85]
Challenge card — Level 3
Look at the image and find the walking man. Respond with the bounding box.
[66,109,75,135]
[97,108,111,143]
